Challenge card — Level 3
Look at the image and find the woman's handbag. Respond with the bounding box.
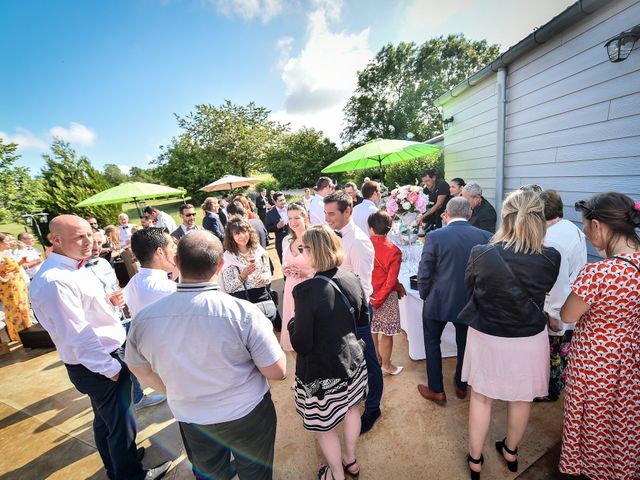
[230,267,281,327]
[374,256,406,299]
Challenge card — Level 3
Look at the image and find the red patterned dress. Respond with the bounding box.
[559,253,640,480]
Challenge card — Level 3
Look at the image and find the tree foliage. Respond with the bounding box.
[0,139,43,224]
[342,34,500,144]
[38,139,121,230]
[265,128,340,189]
[102,164,129,186]
[102,164,161,186]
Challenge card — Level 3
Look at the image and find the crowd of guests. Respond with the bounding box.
[1,171,637,480]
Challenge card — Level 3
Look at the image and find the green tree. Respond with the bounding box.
[129,166,161,183]
[38,139,121,231]
[102,163,129,186]
[265,128,340,189]
[0,139,43,223]
[342,34,500,144]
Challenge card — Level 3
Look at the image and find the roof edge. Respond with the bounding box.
[436,0,611,106]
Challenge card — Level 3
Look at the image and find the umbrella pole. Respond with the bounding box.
[378,160,385,186]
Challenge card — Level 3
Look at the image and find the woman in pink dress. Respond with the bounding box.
[280,203,315,352]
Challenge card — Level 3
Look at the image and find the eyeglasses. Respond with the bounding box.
[519,184,542,192]
[574,200,597,219]
[89,222,98,226]
[297,245,310,253]
[183,213,196,217]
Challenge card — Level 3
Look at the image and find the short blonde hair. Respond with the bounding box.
[492,189,546,254]
[302,225,344,271]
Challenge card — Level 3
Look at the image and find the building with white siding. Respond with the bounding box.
[436,0,640,245]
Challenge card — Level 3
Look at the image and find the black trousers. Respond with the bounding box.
[65,353,144,480]
[423,318,469,393]
[178,392,276,480]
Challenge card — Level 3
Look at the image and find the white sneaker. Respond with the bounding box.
[134,394,166,410]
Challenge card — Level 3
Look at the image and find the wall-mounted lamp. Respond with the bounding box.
[21,212,49,250]
[604,25,640,63]
[443,116,454,131]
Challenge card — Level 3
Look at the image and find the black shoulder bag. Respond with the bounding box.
[315,275,366,351]
[230,266,280,327]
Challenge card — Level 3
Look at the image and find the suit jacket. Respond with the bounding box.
[417,221,492,323]
[265,207,288,244]
[170,225,202,241]
[469,197,497,233]
[255,195,270,217]
[247,218,269,248]
[202,212,224,241]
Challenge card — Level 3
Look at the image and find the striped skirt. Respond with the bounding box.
[294,361,368,432]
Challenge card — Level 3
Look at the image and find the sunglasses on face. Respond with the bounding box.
[183,213,196,217]
[297,245,309,253]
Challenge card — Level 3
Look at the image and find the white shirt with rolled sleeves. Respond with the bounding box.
[338,220,375,299]
[119,224,132,247]
[13,246,43,279]
[544,219,588,336]
[308,194,326,225]
[351,199,379,237]
[123,267,176,318]
[156,211,177,233]
[29,253,125,379]
[125,282,284,424]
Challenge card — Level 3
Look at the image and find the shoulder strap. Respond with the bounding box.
[610,255,640,273]
[234,266,251,301]
[315,275,358,333]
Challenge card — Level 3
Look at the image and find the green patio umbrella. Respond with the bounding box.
[322,138,441,183]
[76,182,186,216]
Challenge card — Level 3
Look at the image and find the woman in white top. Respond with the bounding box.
[302,188,313,211]
[219,219,272,295]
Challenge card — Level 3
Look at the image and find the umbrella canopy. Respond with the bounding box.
[76,182,185,207]
[322,139,441,174]
[200,174,262,192]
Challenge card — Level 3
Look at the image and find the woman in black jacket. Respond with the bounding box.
[288,225,368,480]
[459,189,560,479]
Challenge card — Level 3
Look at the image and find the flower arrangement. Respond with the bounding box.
[385,185,429,218]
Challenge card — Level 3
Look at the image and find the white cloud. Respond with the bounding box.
[144,153,155,164]
[0,127,48,150]
[49,122,96,147]
[118,165,131,175]
[206,0,283,23]
[405,0,473,29]
[275,0,373,143]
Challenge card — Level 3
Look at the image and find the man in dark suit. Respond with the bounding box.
[171,203,202,241]
[416,197,492,406]
[255,189,271,223]
[462,182,497,233]
[264,192,288,265]
[201,197,225,241]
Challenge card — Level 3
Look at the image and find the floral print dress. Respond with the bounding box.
[0,255,32,341]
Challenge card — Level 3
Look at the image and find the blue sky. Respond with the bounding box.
[1,0,573,174]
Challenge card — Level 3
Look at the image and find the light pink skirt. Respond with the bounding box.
[461,327,550,402]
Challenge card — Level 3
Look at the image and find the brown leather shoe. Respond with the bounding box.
[417,384,446,406]
[454,383,468,400]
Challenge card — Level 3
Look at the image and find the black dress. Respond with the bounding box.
[289,268,369,431]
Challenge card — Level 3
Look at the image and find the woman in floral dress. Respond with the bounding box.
[0,233,32,341]
[560,193,640,480]
[280,203,314,353]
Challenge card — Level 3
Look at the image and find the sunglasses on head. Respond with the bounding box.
[519,184,542,192]
[574,200,597,219]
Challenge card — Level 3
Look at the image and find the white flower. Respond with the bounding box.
[402,201,411,210]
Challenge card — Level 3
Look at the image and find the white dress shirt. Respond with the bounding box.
[13,246,43,279]
[123,267,177,318]
[339,221,375,299]
[544,219,587,336]
[119,224,132,247]
[156,211,177,233]
[276,206,288,224]
[308,194,326,225]
[351,199,379,237]
[30,253,125,378]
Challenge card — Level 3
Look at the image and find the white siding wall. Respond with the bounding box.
[442,75,498,205]
[504,0,640,225]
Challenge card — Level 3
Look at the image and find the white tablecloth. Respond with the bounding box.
[395,244,457,361]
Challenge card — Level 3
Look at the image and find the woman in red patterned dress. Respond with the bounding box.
[560,192,640,480]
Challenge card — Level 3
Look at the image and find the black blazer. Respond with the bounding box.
[170,225,202,241]
[458,243,560,338]
[469,197,497,233]
[289,268,369,384]
[417,221,492,323]
[202,212,224,241]
[265,207,288,242]
[255,195,270,217]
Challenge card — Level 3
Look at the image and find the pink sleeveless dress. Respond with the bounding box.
[280,243,315,351]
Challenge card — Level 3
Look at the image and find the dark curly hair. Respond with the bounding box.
[223,218,259,255]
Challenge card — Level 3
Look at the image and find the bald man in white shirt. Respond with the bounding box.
[30,215,171,480]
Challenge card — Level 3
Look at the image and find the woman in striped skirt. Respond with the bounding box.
[288,225,369,480]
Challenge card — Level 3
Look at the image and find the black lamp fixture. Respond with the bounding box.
[443,116,454,130]
[604,25,640,63]
[21,212,49,250]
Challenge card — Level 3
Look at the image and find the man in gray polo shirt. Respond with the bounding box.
[125,231,286,480]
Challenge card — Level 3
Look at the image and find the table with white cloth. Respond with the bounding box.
[394,242,458,361]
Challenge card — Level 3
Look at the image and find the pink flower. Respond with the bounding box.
[415,196,427,213]
[386,198,399,215]
[407,191,419,204]
[635,201,640,211]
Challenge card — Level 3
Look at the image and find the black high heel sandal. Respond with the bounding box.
[343,459,360,478]
[495,438,518,472]
[318,465,333,479]
[466,453,484,480]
